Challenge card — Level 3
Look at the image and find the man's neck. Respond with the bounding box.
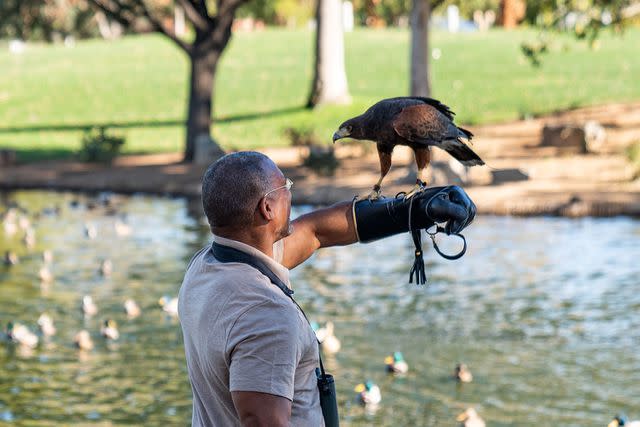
[213,227,275,258]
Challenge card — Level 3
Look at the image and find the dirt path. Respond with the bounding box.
[2,102,639,217]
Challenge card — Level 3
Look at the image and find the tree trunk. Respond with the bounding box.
[410,0,431,97]
[86,0,247,163]
[95,11,114,39]
[184,43,223,162]
[499,0,526,28]
[307,0,351,107]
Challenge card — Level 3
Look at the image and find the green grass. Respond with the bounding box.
[1,28,639,162]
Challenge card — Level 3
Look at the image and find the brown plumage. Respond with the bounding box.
[333,97,484,198]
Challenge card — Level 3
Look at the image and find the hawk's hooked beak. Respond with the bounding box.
[332,128,350,143]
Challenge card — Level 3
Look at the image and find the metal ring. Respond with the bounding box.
[426,224,447,237]
[431,232,467,260]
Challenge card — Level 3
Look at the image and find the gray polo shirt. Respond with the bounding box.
[178,235,323,427]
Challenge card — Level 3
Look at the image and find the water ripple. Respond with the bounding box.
[0,192,638,425]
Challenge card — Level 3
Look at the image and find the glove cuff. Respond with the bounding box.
[352,196,411,243]
[352,186,447,243]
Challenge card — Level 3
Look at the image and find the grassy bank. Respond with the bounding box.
[1,28,639,162]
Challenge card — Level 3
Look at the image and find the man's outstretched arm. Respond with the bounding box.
[281,186,477,270]
[281,201,357,269]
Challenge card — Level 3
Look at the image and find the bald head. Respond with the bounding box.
[202,151,280,229]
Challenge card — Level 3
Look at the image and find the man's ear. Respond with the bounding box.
[258,197,275,221]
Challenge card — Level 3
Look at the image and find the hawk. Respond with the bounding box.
[333,97,484,199]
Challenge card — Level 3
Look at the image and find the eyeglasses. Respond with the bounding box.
[263,178,293,199]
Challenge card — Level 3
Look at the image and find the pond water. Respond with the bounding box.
[0,191,638,426]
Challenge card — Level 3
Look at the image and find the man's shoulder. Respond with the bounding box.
[185,245,266,281]
[181,245,293,309]
[184,245,210,273]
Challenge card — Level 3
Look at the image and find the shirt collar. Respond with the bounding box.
[212,234,291,288]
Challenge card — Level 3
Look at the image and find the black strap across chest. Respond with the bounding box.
[210,241,328,375]
[211,241,293,296]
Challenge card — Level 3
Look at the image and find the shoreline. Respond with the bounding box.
[2,178,639,218]
[2,102,640,217]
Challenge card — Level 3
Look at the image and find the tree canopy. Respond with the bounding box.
[521,0,639,65]
[0,0,98,41]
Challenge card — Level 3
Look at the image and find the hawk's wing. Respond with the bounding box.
[409,97,456,121]
[392,104,484,167]
[382,97,456,121]
[392,104,451,143]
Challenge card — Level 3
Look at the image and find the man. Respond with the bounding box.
[179,151,476,426]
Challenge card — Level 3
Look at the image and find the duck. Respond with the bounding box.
[40,206,60,217]
[315,321,341,355]
[23,228,36,249]
[42,250,53,264]
[74,330,94,350]
[99,259,113,277]
[456,408,486,427]
[609,414,640,427]
[6,322,39,349]
[38,265,54,283]
[124,299,141,318]
[3,251,19,266]
[455,363,473,383]
[2,209,18,236]
[3,221,17,236]
[354,380,381,405]
[385,351,409,374]
[17,215,31,231]
[97,193,113,207]
[114,218,132,237]
[84,223,97,240]
[37,313,56,337]
[100,319,120,340]
[82,295,98,316]
[159,296,179,317]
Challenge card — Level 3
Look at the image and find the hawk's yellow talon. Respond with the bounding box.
[403,180,427,200]
[367,184,382,201]
[367,189,381,201]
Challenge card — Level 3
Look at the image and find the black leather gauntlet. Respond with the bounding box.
[352,185,477,284]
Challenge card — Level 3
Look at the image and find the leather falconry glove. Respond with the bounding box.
[352,185,476,284]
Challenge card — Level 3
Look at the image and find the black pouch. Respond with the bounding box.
[316,367,339,427]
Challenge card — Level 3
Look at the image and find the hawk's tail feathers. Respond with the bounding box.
[442,139,485,167]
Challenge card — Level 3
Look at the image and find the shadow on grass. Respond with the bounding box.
[10,147,180,163]
[0,105,307,134]
[11,148,77,163]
